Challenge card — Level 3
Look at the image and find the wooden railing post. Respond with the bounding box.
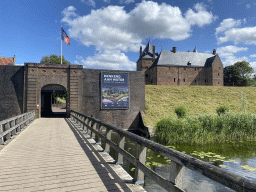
[11,120,16,136]
[88,119,92,137]
[17,117,20,132]
[95,122,101,145]
[81,116,85,130]
[0,124,4,145]
[104,128,112,153]
[84,117,88,133]
[6,122,11,140]
[134,145,147,185]
[91,120,96,139]
[169,161,185,189]
[117,135,125,165]
[21,115,25,130]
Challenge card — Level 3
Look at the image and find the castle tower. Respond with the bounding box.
[136,41,158,84]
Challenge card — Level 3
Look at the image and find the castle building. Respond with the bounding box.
[136,41,223,86]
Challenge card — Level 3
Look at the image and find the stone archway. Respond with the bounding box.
[41,84,67,118]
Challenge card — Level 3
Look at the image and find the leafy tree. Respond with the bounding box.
[224,65,240,84]
[40,54,71,64]
[224,61,254,86]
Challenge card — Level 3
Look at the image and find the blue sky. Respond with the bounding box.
[1,0,256,73]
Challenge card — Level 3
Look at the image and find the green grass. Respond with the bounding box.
[143,85,256,127]
[154,111,256,145]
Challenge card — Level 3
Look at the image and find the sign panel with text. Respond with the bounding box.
[101,72,129,109]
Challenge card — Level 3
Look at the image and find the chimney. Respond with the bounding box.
[213,49,216,55]
[13,55,16,65]
[153,44,155,59]
[140,46,142,57]
[173,47,177,53]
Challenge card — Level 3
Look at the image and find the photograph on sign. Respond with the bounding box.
[101,73,129,109]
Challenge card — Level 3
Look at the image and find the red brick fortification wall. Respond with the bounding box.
[154,66,212,85]
[81,69,145,129]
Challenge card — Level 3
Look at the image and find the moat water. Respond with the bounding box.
[106,133,256,192]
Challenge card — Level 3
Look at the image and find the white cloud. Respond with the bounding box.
[81,0,96,7]
[74,50,136,70]
[250,54,256,58]
[217,26,256,45]
[217,45,249,66]
[120,0,134,3]
[246,4,251,8]
[61,1,217,70]
[185,3,217,27]
[124,0,135,3]
[215,18,242,35]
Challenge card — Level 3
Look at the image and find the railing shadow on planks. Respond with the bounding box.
[0,111,35,145]
[71,110,256,192]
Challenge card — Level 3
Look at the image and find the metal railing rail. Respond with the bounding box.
[0,111,35,145]
[70,110,256,192]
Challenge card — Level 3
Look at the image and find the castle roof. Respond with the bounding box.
[150,50,216,68]
[0,57,14,65]
[141,41,158,59]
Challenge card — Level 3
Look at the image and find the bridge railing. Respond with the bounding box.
[0,111,35,145]
[70,110,256,192]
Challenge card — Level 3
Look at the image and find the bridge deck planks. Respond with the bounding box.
[0,118,144,192]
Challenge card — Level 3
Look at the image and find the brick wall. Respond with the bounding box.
[81,69,145,129]
[151,65,213,85]
[0,66,24,121]
[212,55,224,86]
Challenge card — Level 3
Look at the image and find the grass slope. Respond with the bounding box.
[143,85,256,127]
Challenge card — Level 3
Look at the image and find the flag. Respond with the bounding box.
[61,27,70,45]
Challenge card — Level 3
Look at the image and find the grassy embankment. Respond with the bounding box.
[143,85,256,144]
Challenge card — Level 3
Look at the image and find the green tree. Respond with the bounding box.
[224,61,254,86]
[40,55,71,64]
[224,65,240,84]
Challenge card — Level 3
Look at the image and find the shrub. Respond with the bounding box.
[216,105,230,116]
[175,105,188,118]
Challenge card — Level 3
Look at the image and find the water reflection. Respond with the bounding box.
[101,132,256,192]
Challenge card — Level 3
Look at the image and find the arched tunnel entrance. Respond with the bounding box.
[41,84,67,118]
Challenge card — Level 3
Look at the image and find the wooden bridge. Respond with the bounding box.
[1,111,256,192]
[0,112,144,192]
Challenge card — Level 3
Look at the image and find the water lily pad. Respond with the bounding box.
[241,165,255,171]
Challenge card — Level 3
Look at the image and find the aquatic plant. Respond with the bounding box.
[240,91,248,113]
[155,111,256,145]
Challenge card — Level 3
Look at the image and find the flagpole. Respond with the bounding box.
[61,26,62,64]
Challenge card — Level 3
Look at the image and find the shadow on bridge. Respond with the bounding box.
[64,118,134,191]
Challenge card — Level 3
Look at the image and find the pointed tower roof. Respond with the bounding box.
[193,47,198,53]
[142,41,154,58]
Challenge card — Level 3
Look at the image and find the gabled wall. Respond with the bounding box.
[211,55,223,86]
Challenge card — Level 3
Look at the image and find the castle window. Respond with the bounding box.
[219,67,221,69]
[174,78,175,82]
[145,74,148,78]
[183,78,185,82]
[195,68,196,71]
[195,80,197,83]
[218,73,219,76]
[151,80,153,83]
[205,79,207,83]
[218,82,220,84]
